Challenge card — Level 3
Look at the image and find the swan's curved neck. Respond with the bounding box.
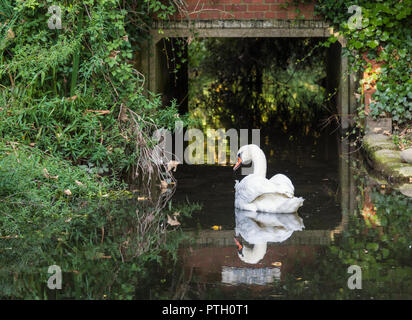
[251,148,267,177]
[240,243,267,264]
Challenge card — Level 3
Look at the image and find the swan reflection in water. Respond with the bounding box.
[221,208,304,285]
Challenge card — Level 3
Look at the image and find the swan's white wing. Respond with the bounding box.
[255,211,304,231]
[235,174,288,204]
[235,209,303,244]
[269,174,295,198]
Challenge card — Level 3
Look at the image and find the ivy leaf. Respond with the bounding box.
[353,40,363,49]
[367,40,380,49]
[366,243,379,251]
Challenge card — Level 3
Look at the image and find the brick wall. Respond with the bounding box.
[173,0,319,20]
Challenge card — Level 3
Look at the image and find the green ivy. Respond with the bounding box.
[316,0,412,125]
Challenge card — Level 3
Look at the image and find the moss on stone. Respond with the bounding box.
[363,134,412,183]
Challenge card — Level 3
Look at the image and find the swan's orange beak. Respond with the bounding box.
[233,157,242,171]
[234,237,243,251]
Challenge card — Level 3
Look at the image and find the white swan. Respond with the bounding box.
[233,144,304,213]
[234,208,304,264]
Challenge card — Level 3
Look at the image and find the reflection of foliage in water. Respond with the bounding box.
[189,38,330,132]
[143,162,412,300]
[273,175,412,299]
[0,142,201,299]
[0,198,200,299]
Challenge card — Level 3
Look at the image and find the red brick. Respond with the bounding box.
[300,11,315,18]
[270,4,282,11]
[188,4,225,12]
[185,0,204,5]
[244,0,265,3]
[188,12,199,19]
[247,4,269,11]
[288,12,300,19]
[221,11,236,19]
[232,11,245,19]
[276,11,287,19]
[225,4,247,11]
[297,3,315,11]
[198,11,222,19]
[215,0,242,3]
[265,11,277,18]
[243,11,265,19]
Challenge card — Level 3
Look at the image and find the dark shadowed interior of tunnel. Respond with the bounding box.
[156,37,342,132]
[152,37,346,231]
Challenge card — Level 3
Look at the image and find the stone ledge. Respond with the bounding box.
[153,19,329,30]
[363,133,412,183]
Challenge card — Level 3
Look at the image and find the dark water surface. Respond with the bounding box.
[173,130,342,231]
[167,129,412,299]
[1,129,411,300]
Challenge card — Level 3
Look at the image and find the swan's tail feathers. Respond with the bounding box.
[286,197,304,214]
[296,197,304,210]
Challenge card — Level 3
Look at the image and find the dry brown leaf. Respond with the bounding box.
[66,95,78,101]
[43,168,50,178]
[167,214,180,226]
[86,109,110,116]
[145,214,155,223]
[64,189,72,196]
[75,180,83,186]
[6,28,14,40]
[0,235,18,239]
[167,160,180,172]
[383,130,391,136]
[42,168,58,179]
[109,50,120,59]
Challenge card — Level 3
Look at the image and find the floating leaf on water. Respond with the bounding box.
[271,261,282,267]
[211,225,222,230]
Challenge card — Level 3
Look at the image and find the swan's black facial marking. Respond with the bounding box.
[233,152,243,171]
